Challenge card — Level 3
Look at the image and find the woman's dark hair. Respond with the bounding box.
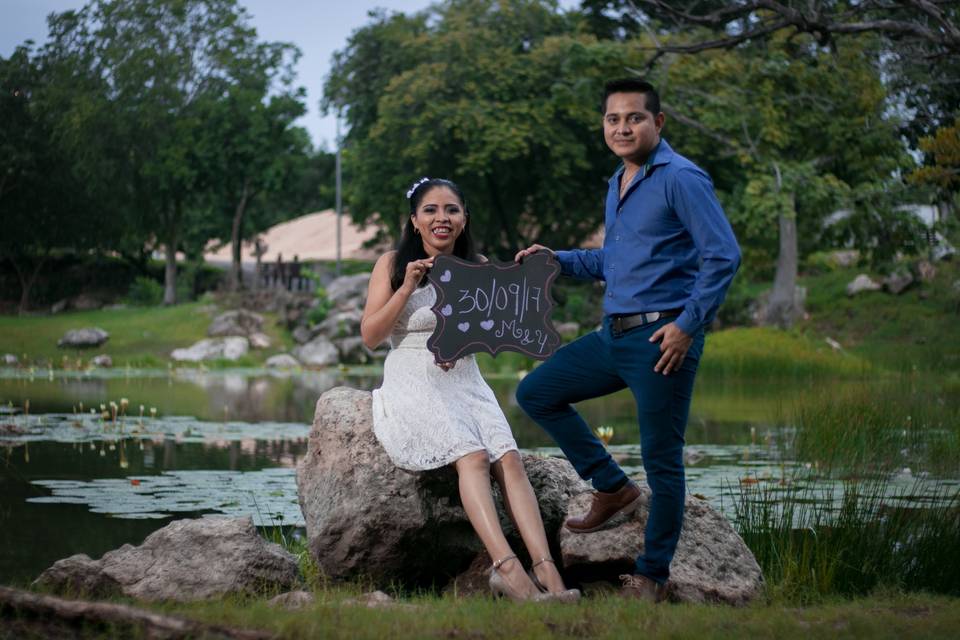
[389,177,477,291]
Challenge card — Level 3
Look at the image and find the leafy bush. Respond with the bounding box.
[307,286,333,326]
[126,276,163,306]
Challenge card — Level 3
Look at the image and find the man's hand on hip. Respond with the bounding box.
[650,322,693,375]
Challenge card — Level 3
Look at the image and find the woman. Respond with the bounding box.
[361,177,579,603]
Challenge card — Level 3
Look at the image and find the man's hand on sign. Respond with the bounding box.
[514,244,553,263]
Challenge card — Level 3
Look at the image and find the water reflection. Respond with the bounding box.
[2,369,956,587]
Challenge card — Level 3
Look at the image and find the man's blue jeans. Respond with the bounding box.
[516,316,705,584]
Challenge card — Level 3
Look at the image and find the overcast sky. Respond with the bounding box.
[1,0,579,151]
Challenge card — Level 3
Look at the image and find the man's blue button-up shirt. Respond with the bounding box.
[555,139,741,336]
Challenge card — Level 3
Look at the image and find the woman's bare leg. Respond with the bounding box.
[491,451,567,592]
[455,451,537,597]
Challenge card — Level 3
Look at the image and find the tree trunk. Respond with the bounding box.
[163,212,180,306]
[484,173,521,254]
[0,585,271,640]
[228,179,252,293]
[10,255,47,315]
[764,195,800,329]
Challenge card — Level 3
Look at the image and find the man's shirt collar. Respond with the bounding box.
[609,138,675,185]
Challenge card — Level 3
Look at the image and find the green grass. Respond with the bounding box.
[799,259,960,373]
[0,303,291,369]
[700,327,871,377]
[475,326,873,381]
[788,380,960,475]
[116,591,960,639]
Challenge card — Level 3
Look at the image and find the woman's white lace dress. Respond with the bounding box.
[372,284,519,471]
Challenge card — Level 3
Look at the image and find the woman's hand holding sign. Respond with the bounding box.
[401,257,435,295]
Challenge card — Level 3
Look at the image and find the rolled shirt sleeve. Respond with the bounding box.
[555,248,605,281]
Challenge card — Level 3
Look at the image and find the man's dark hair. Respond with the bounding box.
[602,78,660,115]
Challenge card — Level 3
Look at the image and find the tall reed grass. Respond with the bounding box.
[788,381,960,476]
[734,477,960,602]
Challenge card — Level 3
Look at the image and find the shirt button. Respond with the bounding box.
[615,236,621,241]
[607,292,613,298]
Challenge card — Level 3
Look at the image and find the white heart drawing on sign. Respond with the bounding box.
[440,270,452,282]
[440,304,453,316]
[457,322,470,332]
[480,320,494,331]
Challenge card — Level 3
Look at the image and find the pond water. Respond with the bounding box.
[1,366,956,585]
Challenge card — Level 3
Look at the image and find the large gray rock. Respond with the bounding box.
[883,268,914,295]
[207,309,264,337]
[333,336,374,364]
[316,309,364,339]
[291,325,315,345]
[249,332,272,349]
[90,354,113,368]
[558,489,763,605]
[57,328,109,349]
[555,322,581,341]
[325,273,370,307]
[71,293,103,311]
[34,517,299,601]
[266,353,301,369]
[170,337,249,362]
[846,274,882,297]
[296,387,588,589]
[293,336,339,367]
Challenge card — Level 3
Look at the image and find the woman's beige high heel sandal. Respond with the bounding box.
[527,557,582,603]
[489,554,547,602]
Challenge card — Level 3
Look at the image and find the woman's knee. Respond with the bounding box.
[495,450,526,477]
[455,450,490,475]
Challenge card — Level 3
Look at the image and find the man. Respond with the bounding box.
[515,78,740,601]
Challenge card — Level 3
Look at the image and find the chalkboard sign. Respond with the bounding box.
[426,251,562,364]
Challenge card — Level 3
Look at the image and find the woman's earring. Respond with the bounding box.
[414,227,421,235]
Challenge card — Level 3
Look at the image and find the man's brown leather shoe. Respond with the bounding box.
[619,573,667,603]
[564,480,642,533]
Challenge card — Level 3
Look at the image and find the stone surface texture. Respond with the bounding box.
[558,489,763,605]
[57,328,109,348]
[34,517,299,602]
[296,387,586,588]
[296,387,762,605]
[170,337,249,362]
[846,274,882,297]
[293,336,339,367]
[207,309,265,337]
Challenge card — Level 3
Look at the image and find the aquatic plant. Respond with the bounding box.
[733,475,960,602]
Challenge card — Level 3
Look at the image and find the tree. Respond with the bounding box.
[0,45,104,312]
[909,117,960,219]
[652,32,911,326]
[626,0,960,144]
[323,0,650,256]
[190,61,309,292]
[42,0,297,304]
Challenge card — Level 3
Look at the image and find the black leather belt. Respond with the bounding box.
[610,309,681,336]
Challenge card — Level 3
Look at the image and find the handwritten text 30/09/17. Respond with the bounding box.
[456,277,542,323]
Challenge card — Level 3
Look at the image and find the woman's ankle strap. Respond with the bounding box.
[492,554,519,570]
[531,557,555,569]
